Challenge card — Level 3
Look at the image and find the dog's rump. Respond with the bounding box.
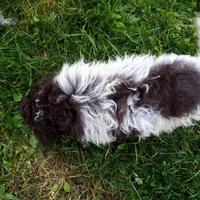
[137,60,200,118]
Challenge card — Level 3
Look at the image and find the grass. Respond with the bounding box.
[0,0,200,199]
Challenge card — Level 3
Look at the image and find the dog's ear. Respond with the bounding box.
[33,121,58,146]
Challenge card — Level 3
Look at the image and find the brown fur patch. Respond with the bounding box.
[138,61,200,117]
[110,80,140,139]
[110,81,134,123]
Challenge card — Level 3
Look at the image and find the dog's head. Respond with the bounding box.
[20,75,83,146]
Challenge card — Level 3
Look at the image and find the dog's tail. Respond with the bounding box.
[196,16,200,56]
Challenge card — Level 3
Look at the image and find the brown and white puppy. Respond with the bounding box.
[20,19,200,146]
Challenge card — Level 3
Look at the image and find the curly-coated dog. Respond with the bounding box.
[20,18,200,146]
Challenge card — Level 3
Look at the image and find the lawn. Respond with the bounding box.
[0,0,200,199]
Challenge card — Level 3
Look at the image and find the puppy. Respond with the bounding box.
[20,55,200,146]
[20,19,200,146]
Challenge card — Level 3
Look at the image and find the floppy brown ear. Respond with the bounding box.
[32,120,60,146]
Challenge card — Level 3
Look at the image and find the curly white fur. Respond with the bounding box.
[54,54,200,146]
